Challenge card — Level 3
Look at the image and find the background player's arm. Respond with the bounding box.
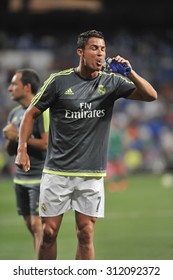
[3,123,18,156]
[15,104,42,172]
[5,140,17,156]
[27,132,48,151]
[3,113,48,156]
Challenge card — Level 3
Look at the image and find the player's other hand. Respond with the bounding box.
[3,123,18,141]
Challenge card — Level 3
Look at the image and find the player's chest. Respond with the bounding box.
[56,80,108,111]
[11,110,25,128]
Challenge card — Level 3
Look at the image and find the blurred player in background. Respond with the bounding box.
[3,69,49,258]
[15,30,157,260]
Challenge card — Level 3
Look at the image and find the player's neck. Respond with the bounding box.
[20,93,35,108]
[75,66,99,80]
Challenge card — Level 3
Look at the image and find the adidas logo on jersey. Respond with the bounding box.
[64,88,74,95]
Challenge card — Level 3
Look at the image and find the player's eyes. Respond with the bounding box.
[91,46,97,50]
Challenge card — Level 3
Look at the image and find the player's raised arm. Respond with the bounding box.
[127,69,157,101]
[15,104,42,172]
[108,55,157,102]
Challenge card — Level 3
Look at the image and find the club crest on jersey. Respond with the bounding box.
[98,85,106,95]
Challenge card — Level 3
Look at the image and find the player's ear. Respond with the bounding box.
[77,48,83,57]
[24,83,31,93]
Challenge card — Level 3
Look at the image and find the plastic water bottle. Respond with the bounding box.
[106,57,131,77]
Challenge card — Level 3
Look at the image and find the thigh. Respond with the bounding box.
[39,174,73,217]
[14,184,40,216]
[75,211,97,229]
[14,184,30,215]
[28,185,40,216]
[72,176,105,218]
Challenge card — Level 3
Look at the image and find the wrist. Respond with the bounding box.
[17,143,27,151]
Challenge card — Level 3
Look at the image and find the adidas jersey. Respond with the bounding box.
[32,68,136,177]
[8,105,49,186]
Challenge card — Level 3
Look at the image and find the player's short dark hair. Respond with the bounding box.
[77,30,104,49]
[16,68,40,95]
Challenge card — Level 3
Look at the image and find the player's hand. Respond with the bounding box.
[15,148,30,172]
[113,55,132,69]
[3,123,18,141]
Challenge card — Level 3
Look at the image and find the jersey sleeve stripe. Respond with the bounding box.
[43,108,50,132]
[32,69,74,106]
[32,73,58,105]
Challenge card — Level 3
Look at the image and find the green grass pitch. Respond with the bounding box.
[0,173,173,260]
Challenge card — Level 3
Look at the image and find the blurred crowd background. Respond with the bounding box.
[0,0,173,176]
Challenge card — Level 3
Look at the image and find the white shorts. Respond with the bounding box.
[39,174,105,217]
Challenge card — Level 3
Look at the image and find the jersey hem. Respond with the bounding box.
[13,179,41,185]
[43,169,106,177]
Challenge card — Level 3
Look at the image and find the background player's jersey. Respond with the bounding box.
[32,68,136,177]
[8,105,49,186]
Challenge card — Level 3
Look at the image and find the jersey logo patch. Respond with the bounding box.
[98,85,106,95]
[64,88,74,95]
[41,203,47,212]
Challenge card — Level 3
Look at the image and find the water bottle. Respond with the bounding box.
[105,57,131,77]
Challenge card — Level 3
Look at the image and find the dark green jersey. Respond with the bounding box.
[8,105,49,186]
[32,68,136,177]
